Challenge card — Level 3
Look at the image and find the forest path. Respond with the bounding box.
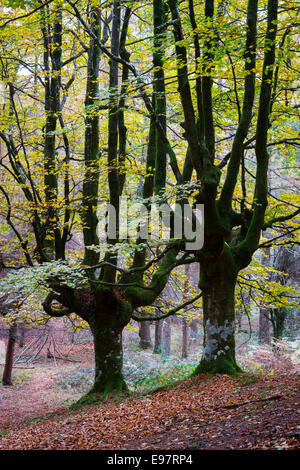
[0,341,94,429]
[0,365,77,428]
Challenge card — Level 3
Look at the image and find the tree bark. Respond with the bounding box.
[18,324,25,348]
[270,307,287,339]
[139,321,152,349]
[190,318,199,339]
[259,308,271,344]
[182,318,188,359]
[258,246,271,343]
[2,324,17,386]
[195,275,241,374]
[194,248,242,375]
[89,320,128,395]
[162,317,171,356]
[82,6,101,267]
[153,319,163,354]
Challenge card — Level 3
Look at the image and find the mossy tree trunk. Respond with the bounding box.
[81,6,101,267]
[76,288,132,396]
[89,320,128,395]
[270,307,287,339]
[40,0,181,397]
[193,246,242,375]
[41,3,65,261]
[42,283,132,397]
[168,0,281,377]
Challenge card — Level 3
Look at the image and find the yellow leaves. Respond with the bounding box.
[124,323,138,333]
[237,258,299,311]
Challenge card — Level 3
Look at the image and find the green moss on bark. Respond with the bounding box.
[192,355,243,376]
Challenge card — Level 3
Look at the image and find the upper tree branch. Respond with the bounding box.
[235,0,278,265]
[218,0,258,214]
[131,292,202,321]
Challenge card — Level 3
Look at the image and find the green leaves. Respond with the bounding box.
[0,260,87,297]
[6,0,33,8]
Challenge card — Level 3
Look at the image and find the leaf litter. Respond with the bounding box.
[0,372,299,450]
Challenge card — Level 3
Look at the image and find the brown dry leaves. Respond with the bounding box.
[0,373,299,450]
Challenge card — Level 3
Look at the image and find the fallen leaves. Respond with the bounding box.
[0,373,299,450]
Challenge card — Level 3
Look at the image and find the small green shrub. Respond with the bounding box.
[55,366,94,391]
[237,373,259,386]
[13,370,32,384]
[127,360,198,392]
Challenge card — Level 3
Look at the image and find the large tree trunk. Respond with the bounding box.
[86,293,131,396]
[90,322,127,395]
[194,250,242,376]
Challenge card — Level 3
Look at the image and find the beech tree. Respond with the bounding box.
[162,0,299,374]
[0,0,201,397]
[0,0,299,399]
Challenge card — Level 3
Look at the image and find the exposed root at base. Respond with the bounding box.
[191,357,244,377]
[70,388,130,409]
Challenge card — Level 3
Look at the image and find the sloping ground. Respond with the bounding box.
[0,342,95,428]
[0,367,84,428]
[0,373,299,450]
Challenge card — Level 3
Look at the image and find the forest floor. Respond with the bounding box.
[0,337,299,451]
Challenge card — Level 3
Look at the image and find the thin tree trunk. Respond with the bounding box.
[271,307,287,339]
[258,246,271,343]
[162,317,171,356]
[153,319,163,354]
[182,318,188,358]
[139,321,152,349]
[235,303,243,333]
[190,318,199,339]
[18,324,25,348]
[81,6,101,267]
[2,324,17,385]
[259,309,271,343]
[182,264,190,358]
